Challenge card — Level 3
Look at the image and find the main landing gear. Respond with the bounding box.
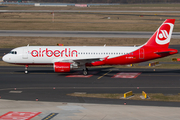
[25,65,28,74]
[83,68,88,76]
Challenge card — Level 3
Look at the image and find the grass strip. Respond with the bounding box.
[0,12,180,31]
[67,93,180,102]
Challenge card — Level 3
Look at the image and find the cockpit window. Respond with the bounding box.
[9,51,17,54]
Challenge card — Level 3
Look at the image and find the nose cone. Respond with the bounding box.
[2,55,9,63]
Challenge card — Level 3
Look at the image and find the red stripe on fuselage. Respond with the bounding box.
[104,46,178,65]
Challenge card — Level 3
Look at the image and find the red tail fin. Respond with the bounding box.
[144,19,175,48]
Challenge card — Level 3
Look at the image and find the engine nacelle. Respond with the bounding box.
[54,62,72,73]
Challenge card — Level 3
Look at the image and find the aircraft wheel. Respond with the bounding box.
[25,70,28,74]
[83,70,88,76]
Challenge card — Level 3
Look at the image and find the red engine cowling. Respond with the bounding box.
[54,62,72,73]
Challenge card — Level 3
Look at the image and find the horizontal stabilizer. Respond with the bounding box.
[155,50,177,54]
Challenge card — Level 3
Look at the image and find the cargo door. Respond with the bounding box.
[139,48,144,59]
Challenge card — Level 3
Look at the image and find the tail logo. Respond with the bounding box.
[156,23,173,45]
[158,30,169,39]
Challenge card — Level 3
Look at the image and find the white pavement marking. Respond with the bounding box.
[9,91,22,93]
[112,72,141,78]
[98,70,112,79]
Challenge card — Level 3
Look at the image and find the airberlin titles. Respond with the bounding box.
[31,48,78,57]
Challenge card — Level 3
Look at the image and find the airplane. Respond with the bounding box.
[2,19,178,75]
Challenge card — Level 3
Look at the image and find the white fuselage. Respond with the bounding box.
[3,46,140,65]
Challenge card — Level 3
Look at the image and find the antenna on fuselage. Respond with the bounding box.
[27,44,29,47]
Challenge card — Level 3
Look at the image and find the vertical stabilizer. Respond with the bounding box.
[144,19,175,48]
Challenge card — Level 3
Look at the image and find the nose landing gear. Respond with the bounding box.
[25,65,28,74]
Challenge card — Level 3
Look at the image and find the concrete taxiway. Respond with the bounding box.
[0,30,180,38]
[1,10,180,13]
[0,99,180,120]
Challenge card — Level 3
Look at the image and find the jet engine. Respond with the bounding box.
[54,62,72,73]
[54,62,78,73]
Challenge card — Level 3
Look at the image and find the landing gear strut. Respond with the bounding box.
[25,65,28,74]
[83,67,88,76]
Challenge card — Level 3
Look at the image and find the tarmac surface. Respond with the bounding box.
[1,66,180,105]
[0,30,180,38]
[1,66,180,119]
[1,10,180,13]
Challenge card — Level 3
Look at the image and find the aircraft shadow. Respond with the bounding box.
[13,67,180,77]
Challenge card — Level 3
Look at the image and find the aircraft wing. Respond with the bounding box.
[73,58,101,62]
[54,57,98,63]
[55,56,109,66]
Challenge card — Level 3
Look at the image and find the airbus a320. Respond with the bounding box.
[2,19,178,75]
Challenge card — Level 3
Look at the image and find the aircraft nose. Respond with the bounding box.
[2,55,9,62]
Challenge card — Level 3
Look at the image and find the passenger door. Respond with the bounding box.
[22,48,28,59]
